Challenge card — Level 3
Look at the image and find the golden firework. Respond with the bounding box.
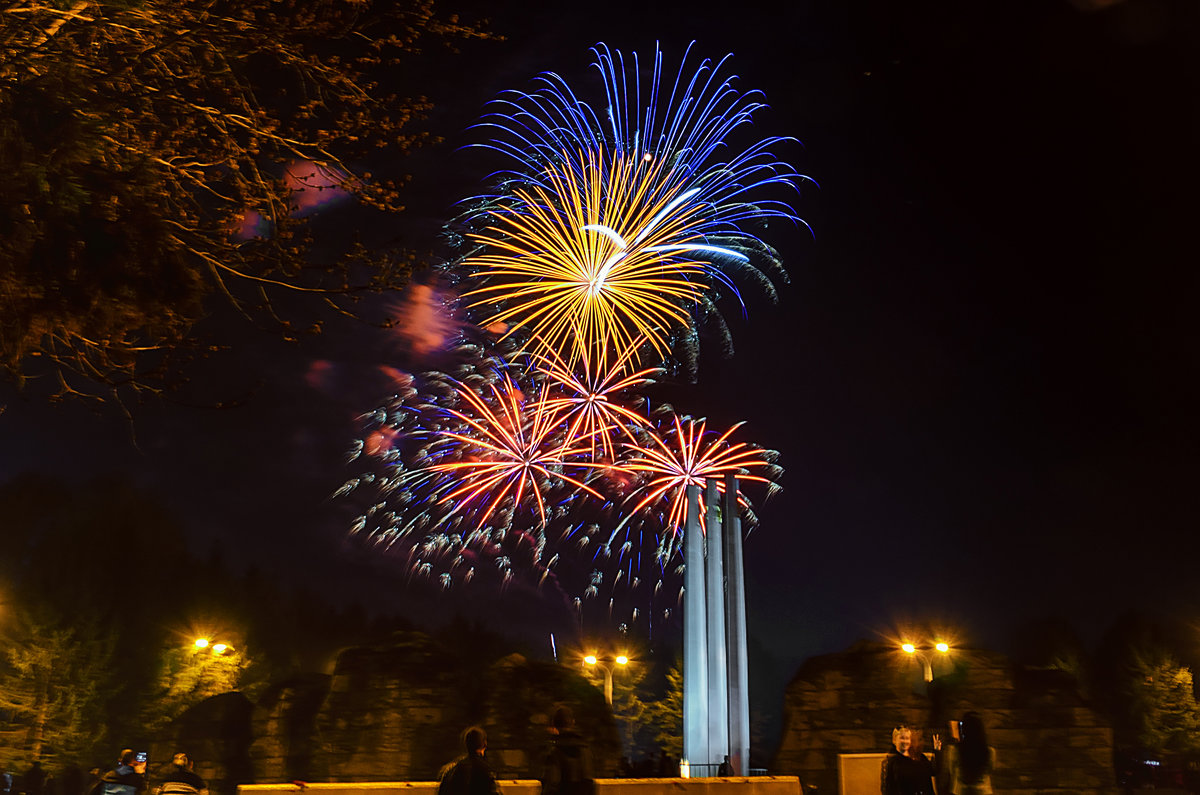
[464,149,739,373]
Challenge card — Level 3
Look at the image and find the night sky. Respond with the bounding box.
[2,0,1198,704]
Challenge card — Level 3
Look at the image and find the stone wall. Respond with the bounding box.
[249,673,332,783]
[312,637,469,782]
[772,642,1117,795]
[151,692,253,795]
[156,634,621,795]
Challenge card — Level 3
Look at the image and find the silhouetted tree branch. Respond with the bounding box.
[0,0,487,404]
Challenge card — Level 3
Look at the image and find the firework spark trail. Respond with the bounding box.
[461,42,812,375]
[339,345,543,588]
[532,333,659,462]
[463,149,729,372]
[616,414,779,558]
[427,371,606,528]
[475,42,809,231]
[341,342,629,594]
[542,412,783,626]
[340,43,799,630]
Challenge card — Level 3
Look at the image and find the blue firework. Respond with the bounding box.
[456,42,814,376]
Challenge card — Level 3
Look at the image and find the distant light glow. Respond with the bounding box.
[935,641,950,653]
[284,159,354,216]
[584,654,598,665]
[212,643,229,654]
[901,643,916,654]
[194,638,210,649]
[615,655,629,665]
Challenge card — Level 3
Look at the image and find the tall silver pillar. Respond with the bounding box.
[704,479,729,766]
[682,483,708,769]
[724,473,750,775]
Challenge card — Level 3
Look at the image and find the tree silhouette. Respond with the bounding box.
[0,0,486,404]
[0,605,115,766]
[1126,650,1200,755]
[642,664,682,760]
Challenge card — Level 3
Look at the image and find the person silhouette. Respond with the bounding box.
[541,707,594,795]
[438,727,499,795]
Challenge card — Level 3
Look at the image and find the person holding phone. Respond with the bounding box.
[95,750,147,795]
[933,713,995,794]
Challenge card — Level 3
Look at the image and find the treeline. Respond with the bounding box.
[1007,614,1200,758]
[0,473,413,774]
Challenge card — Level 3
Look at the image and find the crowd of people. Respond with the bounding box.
[1,751,208,795]
[880,711,995,795]
[6,710,992,795]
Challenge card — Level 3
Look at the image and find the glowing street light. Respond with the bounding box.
[194,637,233,655]
[902,640,951,682]
[583,653,629,705]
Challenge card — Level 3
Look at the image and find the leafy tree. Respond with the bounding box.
[1093,612,1200,755]
[0,0,486,403]
[641,664,682,759]
[0,605,115,766]
[1127,651,1200,755]
[0,474,205,753]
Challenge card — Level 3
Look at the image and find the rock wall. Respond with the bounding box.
[160,634,621,795]
[151,692,253,795]
[772,642,1117,795]
[249,673,333,783]
[313,636,469,782]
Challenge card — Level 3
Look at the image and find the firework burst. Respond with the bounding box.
[340,43,801,634]
[463,149,745,372]
[459,42,811,375]
[533,334,659,462]
[616,414,780,551]
[428,371,605,528]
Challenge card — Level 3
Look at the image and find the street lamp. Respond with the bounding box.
[902,640,950,682]
[194,638,233,655]
[583,653,628,705]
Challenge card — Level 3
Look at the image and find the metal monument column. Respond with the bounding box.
[682,483,709,770]
[724,473,750,775]
[683,477,752,776]
[704,478,729,765]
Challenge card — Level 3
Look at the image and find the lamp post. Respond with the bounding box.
[584,653,628,705]
[901,640,950,682]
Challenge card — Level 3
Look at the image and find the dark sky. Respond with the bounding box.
[2,0,1198,694]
